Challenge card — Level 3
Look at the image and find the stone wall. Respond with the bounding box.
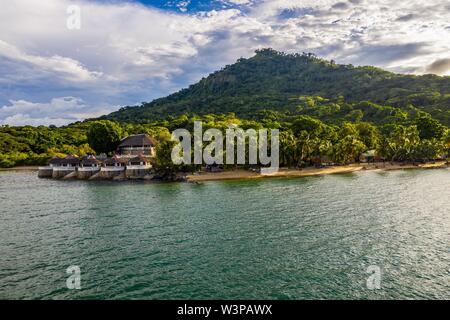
[98,170,125,180]
[38,168,53,178]
[77,169,101,180]
[52,169,75,179]
[125,168,150,178]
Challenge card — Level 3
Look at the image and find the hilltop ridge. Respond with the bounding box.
[102,49,450,125]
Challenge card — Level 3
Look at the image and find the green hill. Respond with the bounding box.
[2,49,450,168]
[102,48,450,125]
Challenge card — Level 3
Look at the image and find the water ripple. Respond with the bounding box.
[0,170,449,299]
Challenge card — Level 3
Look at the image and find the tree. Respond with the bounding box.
[296,131,316,165]
[280,130,297,167]
[291,116,326,138]
[415,116,445,140]
[413,139,443,161]
[87,120,124,155]
[345,109,364,122]
[155,140,176,170]
[332,135,366,164]
[155,140,192,178]
[382,125,420,161]
[356,122,380,150]
[442,129,450,160]
[338,122,359,139]
[144,126,172,142]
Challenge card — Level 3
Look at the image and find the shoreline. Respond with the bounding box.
[186,161,449,182]
[0,166,39,171]
[1,162,449,182]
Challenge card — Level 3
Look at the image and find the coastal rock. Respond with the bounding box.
[113,173,126,181]
[62,171,77,180]
[88,172,104,180]
[38,168,52,178]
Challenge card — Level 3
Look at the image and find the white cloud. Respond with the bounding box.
[0,0,449,125]
[176,1,191,12]
[1,114,73,127]
[226,0,252,5]
[424,58,450,76]
[0,40,102,82]
[0,97,116,126]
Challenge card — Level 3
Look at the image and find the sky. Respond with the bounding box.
[0,0,449,126]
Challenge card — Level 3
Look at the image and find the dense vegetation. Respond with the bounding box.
[1,49,449,168]
[0,124,93,167]
[103,49,450,126]
[146,112,450,171]
[1,110,449,169]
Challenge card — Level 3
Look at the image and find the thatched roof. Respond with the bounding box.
[104,155,128,165]
[60,155,80,165]
[48,156,62,165]
[81,155,102,165]
[118,134,155,148]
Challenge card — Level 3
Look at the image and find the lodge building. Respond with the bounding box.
[38,133,156,180]
[117,134,156,157]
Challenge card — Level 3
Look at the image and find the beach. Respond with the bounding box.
[186,161,449,182]
[0,166,39,172]
[2,162,448,182]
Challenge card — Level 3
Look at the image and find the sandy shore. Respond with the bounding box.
[0,166,39,171]
[2,162,448,181]
[186,161,449,182]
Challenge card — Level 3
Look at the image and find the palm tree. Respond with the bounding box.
[296,131,315,166]
[332,135,366,164]
[442,129,450,162]
[388,126,420,161]
[280,130,297,167]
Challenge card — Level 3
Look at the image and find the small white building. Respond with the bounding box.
[79,155,101,170]
[102,155,126,172]
[125,154,153,177]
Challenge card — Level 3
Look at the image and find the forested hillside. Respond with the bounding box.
[1,49,450,168]
[103,49,450,125]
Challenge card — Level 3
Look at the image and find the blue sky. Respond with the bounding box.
[104,0,248,12]
[0,0,449,126]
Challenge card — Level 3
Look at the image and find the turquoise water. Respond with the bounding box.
[0,169,449,299]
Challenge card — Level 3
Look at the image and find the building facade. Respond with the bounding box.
[117,134,156,157]
[38,133,156,180]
